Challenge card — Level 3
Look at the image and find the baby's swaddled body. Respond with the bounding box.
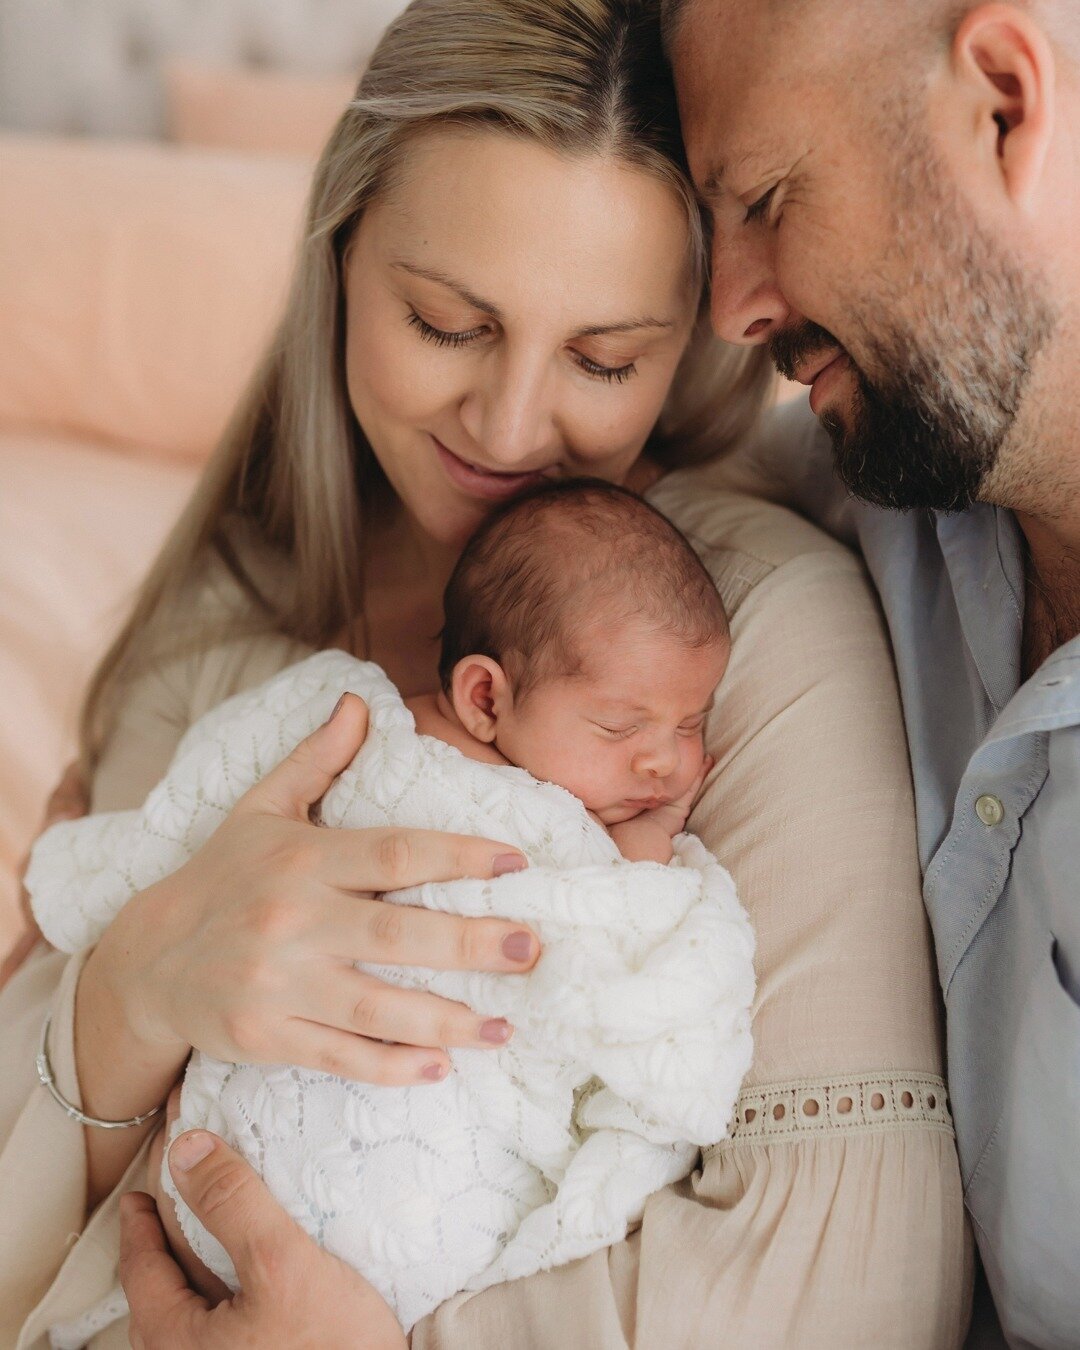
[32,650,754,1329]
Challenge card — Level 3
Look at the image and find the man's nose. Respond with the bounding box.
[459,351,556,469]
[708,225,791,347]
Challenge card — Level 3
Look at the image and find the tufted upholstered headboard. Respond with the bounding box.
[0,0,409,136]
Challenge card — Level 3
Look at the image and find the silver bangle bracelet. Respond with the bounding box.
[36,1014,163,1130]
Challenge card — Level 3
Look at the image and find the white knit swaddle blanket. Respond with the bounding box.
[29,650,754,1333]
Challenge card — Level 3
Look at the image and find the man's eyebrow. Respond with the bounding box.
[393,258,674,338]
[698,149,765,203]
[392,259,502,319]
[701,163,726,201]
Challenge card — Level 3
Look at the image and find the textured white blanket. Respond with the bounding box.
[29,651,755,1332]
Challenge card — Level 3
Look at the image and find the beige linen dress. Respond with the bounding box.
[0,472,973,1348]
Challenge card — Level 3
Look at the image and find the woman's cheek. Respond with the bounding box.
[347,308,460,436]
[569,368,677,477]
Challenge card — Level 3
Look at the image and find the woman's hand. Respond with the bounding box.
[120,1126,406,1350]
[91,692,539,1090]
[0,761,88,990]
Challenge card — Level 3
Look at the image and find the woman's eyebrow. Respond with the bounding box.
[392,259,501,318]
[574,317,675,338]
[392,258,674,337]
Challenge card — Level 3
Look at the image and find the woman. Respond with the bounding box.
[0,0,970,1345]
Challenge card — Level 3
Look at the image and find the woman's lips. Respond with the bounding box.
[808,352,852,416]
[432,436,549,502]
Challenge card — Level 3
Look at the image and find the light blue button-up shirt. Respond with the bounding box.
[746,398,1080,1350]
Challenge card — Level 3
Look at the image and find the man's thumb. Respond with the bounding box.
[246,690,369,822]
[167,1130,311,1288]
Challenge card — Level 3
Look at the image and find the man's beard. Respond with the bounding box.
[770,152,1056,513]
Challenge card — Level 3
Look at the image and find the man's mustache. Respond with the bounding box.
[769,320,843,381]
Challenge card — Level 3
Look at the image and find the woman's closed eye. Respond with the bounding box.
[407,310,489,349]
[407,311,637,385]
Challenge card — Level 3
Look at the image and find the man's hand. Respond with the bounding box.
[120,1129,407,1349]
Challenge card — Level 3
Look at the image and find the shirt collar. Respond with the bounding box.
[934,505,1025,714]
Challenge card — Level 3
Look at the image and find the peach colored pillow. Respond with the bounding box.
[165,61,358,159]
[0,427,198,957]
[0,133,311,462]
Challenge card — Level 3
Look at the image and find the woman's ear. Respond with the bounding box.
[450,656,513,743]
[952,4,1054,211]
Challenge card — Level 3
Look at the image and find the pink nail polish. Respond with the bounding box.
[501,930,533,963]
[493,853,527,876]
[479,1018,512,1044]
[325,693,347,725]
[421,1062,446,1082]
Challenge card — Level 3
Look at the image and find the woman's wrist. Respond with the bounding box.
[92,876,187,1051]
[76,903,192,1210]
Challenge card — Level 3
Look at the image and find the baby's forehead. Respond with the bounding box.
[554,622,728,704]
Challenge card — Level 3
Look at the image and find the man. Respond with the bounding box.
[663,0,1080,1344]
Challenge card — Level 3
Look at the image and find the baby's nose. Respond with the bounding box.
[633,740,679,779]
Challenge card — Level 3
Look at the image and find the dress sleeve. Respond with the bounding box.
[411,492,973,1349]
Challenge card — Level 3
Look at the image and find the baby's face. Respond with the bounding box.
[496,622,728,824]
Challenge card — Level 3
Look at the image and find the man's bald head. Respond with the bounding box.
[664,0,1080,69]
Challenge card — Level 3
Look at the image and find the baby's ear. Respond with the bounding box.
[451,656,511,743]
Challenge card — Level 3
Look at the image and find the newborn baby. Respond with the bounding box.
[414,476,728,865]
[31,479,755,1340]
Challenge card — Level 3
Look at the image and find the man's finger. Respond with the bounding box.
[167,1130,311,1293]
[119,1191,206,1318]
[244,692,370,822]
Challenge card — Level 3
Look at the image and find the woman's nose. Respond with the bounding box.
[458,353,556,470]
[708,223,791,347]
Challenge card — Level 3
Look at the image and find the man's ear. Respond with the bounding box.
[952,4,1054,210]
[450,656,513,744]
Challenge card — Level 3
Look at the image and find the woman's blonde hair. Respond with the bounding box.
[79,0,772,772]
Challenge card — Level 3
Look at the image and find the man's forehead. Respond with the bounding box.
[671,0,829,190]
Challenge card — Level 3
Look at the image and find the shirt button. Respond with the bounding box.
[975,794,1004,827]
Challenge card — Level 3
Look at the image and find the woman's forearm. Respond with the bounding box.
[75,892,190,1211]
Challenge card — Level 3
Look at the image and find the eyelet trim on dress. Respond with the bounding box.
[703,1073,953,1155]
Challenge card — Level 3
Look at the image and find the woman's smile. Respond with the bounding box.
[432,435,553,501]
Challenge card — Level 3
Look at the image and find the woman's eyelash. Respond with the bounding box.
[577,355,637,385]
[408,310,636,384]
[743,185,777,225]
[407,311,486,348]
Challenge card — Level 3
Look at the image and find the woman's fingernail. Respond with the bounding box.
[325,694,347,725]
[169,1131,214,1173]
[501,930,533,963]
[421,1062,447,1082]
[492,853,526,876]
[479,1018,512,1044]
